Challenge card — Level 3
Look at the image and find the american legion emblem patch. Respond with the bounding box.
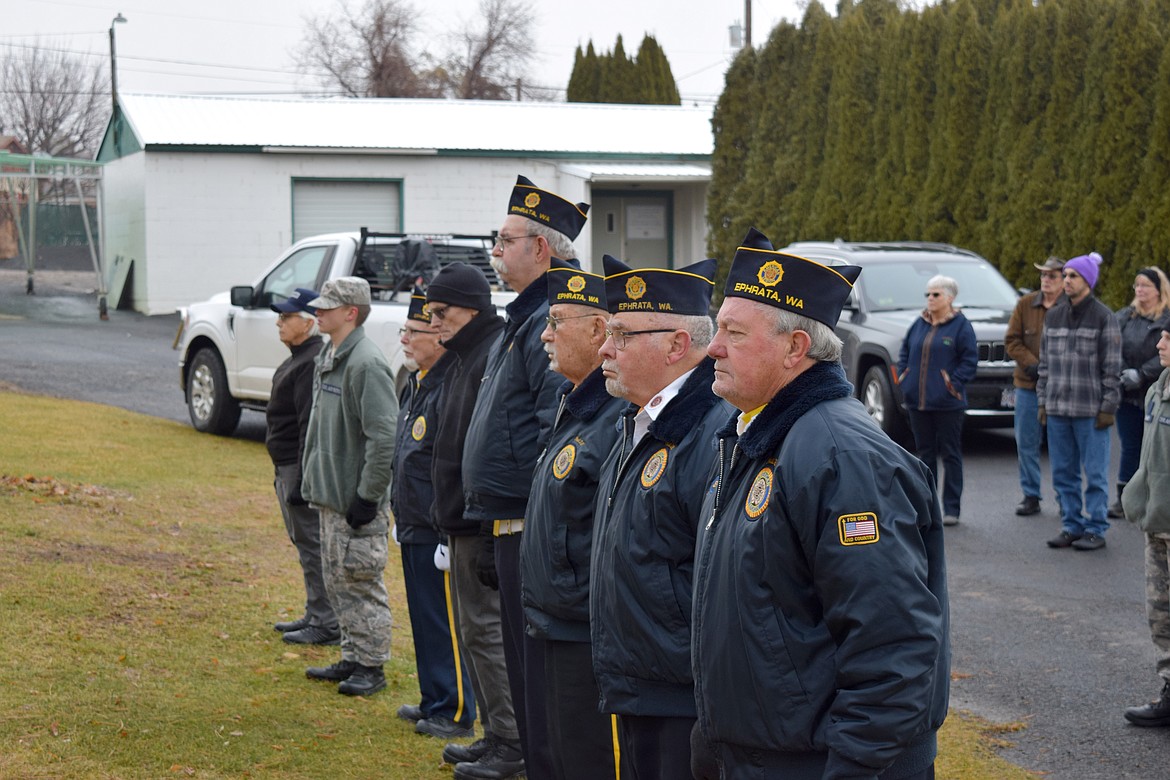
[744,466,773,519]
[411,415,427,441]
[552,444,576,480]
[640,447,669,488]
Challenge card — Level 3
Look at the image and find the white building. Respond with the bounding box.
[98,94,714,314]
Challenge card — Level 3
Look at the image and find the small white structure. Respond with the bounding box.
[98,94,714,314]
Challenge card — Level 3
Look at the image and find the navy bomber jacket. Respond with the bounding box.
[390,352,453,546]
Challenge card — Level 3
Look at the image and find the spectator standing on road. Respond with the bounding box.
[301,277,398,696]
[1122,327,1170,727]
[521,259,625,780]
[896,275,977,527]
[266,287,339,646]
[1109,267,1170,519]
[424,264,511,775]
[691,228,948,780]
[1005,257,1066,517]
[590,254,731,780]
[1038,253,1122,551]
[390,288,476,739]
[458,175,588,780]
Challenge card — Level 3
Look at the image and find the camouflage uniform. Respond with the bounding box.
[318,506,393,665]
[1146,534,1170,679]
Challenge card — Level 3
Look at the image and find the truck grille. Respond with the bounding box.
[978,341,1009,363]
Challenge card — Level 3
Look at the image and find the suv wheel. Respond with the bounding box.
[860,365,909,443]
[187,347,242,435]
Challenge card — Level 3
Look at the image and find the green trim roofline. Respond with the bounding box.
[102,143,708,163]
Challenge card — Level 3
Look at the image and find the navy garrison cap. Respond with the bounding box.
[508,175,590,241]
[547,257,606,311]
[723,227,861,328]
[407,285,431,323]
[603,254,716,316]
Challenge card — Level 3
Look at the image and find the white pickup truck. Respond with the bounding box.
[177,229,510,435]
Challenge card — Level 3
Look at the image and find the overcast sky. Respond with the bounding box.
[6,0,810,105]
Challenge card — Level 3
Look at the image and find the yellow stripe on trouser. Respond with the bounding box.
[444,570,467,723]
[612,714,622,779]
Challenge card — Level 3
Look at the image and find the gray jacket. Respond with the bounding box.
[1122,370,1170,534]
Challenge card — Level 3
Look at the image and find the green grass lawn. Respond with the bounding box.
[0,391,1035,779]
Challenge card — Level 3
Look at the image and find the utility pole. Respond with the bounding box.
[745,0,752,49]
[109,13,127,153]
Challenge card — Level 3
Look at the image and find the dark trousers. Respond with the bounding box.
[907,408,965,517]
[496,532,553,777]
[618,713,694,780]
[544,639,618,780]
[274,464,335,628]
[401,542,476,726]
[1117,401,1145,485]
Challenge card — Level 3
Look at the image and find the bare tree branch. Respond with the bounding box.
[0,43,108,159]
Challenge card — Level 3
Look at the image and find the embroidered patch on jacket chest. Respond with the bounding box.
[641,447,669,488]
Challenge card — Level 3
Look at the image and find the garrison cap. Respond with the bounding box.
[309,277,371,309]
[603,254,716,316]
[508,175,590,241]
[271,287,319,315]
[723,227,861,328]
[407,285,431,323]
[547,257,606,311]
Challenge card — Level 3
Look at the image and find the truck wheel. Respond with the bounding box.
[861,365,910,445]
[187,347,241,435]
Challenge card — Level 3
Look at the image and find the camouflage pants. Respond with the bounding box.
[1145,534,1170,679]
[319,506,392,667]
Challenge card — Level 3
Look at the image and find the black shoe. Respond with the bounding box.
[1125,681,1170,727]
[397,703,424,722]
[337,664,386,696]
[1015,496,1041,516]
[1071,533,1106,551]
[282,625,341,645]
[1108,500,1125,519]
[305,659,357,682]
[444,736,492,765]
[1046,531,1082,548]
[454,738,525,780]
[417,715,475,739]
[274,615,310,633]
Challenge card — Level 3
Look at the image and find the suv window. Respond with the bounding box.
[858,259,1019,311]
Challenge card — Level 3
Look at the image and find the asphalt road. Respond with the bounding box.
[2,277,1167,778]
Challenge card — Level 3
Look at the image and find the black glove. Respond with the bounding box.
[476,521,499,590]
[1024,363,1039,381]
[286,481,307,506]
[345,496,379,529]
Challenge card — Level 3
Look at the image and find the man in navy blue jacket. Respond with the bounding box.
[590,254,731,780]
[692,228,949,780]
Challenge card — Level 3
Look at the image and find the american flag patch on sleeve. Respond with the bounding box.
[838,512,879,546]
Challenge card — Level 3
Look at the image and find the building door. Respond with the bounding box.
[292,179,401,241]
[590,191,673,269]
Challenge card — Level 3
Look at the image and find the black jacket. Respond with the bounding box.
[463,275,566,520]
[522,368,625,642]
[265,336,324,481]
[431,309,505,537]
[390,352,453,546]
[589,358,732,717]
[692,361,949,780]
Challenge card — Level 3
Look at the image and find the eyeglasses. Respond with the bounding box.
[493,233,537,249]
[398,327,432,338]
[925,291,945,298]
[546,312,595,331]
[428,304,451,321]
[604,327,674,351]
[1039,271,1062,280]
[277,312,305,322]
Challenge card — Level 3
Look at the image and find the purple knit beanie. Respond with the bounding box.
[1064,252,1103,289]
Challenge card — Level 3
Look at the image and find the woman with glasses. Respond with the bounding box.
[896,275,978,526]
[1110,267,1170,518]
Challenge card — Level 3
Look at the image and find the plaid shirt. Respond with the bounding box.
[1036,294,1122,417]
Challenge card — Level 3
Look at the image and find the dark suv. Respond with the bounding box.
[778,240,1018,441]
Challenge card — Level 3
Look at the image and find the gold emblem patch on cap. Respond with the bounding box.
[411,415,427,441]
[626,276,647,301]
[525,192,541,209]
[838,512,879,546]
[744,466,773,519]
[421,303,431,319]
[552,444,576,480]
[641,447,669,488]
[757,260,785,287]
[567,275,586,293]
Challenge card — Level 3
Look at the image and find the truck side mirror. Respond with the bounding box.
[230,286,255,307]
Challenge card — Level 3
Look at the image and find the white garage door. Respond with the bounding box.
[292,179,401,241]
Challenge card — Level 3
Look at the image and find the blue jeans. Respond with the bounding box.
[1013,388,1042,499]
[907,408,965,517]
[1047,415,1111,537]
[1117,402,1145,485]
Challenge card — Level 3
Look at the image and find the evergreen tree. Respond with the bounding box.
[567,41,601,102]
[636,35,681,104]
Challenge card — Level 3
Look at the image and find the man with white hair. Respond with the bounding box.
[589,254,732,780]
[691,228,949,779]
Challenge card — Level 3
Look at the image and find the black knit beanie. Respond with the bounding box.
[427,262,492,311]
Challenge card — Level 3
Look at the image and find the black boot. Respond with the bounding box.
[444,735,492,765]
[305,659,357,682]
[337,664,386,696]
[1125,679,1170,727]
[453,736,525,780]
[1108,483,1126,519]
